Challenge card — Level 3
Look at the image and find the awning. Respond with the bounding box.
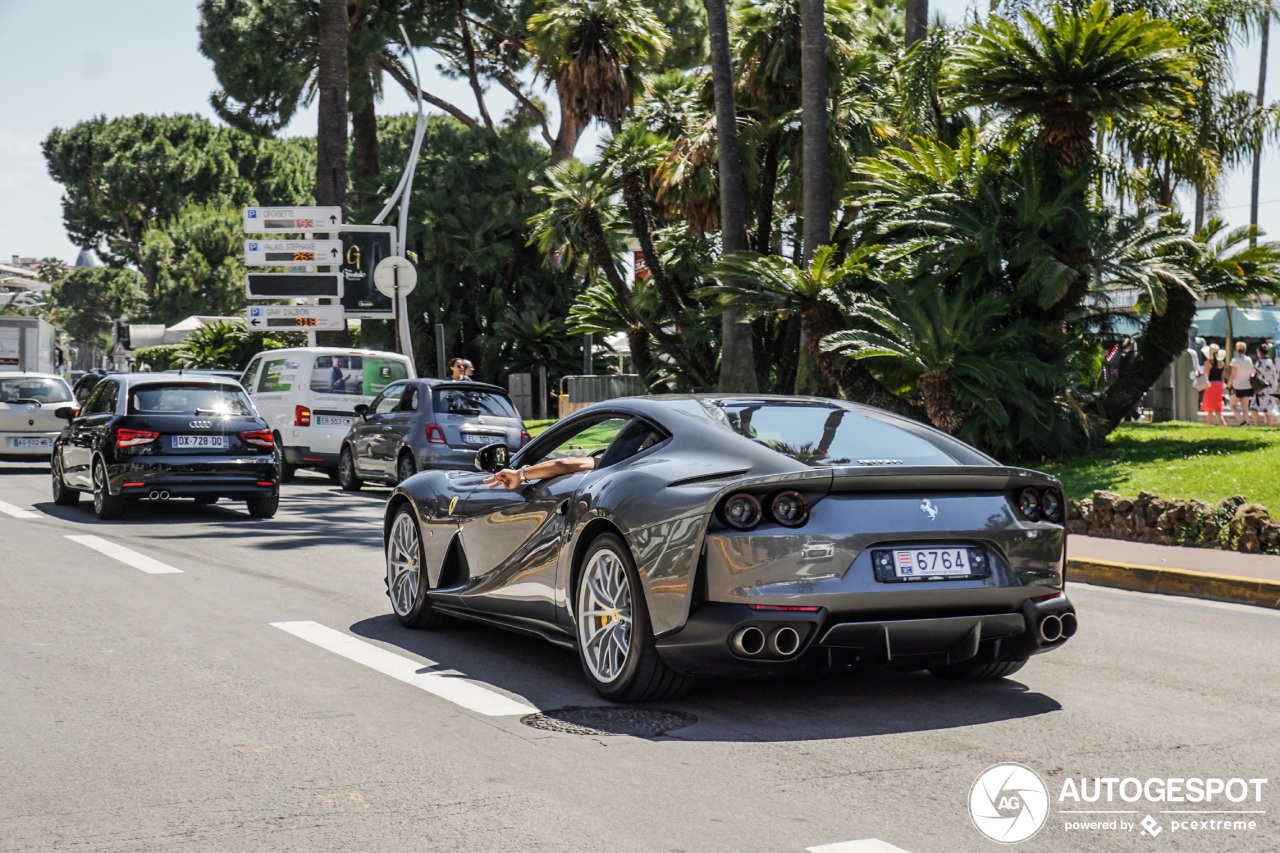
[1191,307,1280,339]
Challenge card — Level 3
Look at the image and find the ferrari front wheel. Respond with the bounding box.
[574,533,693,703]
[385,506,448,629]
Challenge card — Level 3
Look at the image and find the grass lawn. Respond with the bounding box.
[1039,422,1280,509]
[525,416,1279,510]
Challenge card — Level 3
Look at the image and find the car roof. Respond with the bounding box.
[96,373,244,388]
[0,372,69,382]
[418,379,509,394]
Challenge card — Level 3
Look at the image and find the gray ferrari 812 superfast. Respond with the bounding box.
[381,395,1076,702]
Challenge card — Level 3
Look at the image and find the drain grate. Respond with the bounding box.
[520,706,697,737]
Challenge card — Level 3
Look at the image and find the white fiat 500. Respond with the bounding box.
[0,372,75,459]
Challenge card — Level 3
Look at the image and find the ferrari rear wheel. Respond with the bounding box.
[574,533,693,703]
[929,658,1028,680]
[386,506,448,629]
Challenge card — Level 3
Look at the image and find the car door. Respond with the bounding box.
[355,382,405,477]
[383,382,422,476]
[63,379,118,488]
[454,414,632,626]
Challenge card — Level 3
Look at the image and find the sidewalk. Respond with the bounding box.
[1067,535,1280,609]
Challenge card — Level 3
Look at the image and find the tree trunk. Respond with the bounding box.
[705,0,758,392]
[552,109,581,163]
[805,308,921,419]
[905,0,928,51]
[1252,11,1270,247]
[619,169,688,317]
[753,136,780,254]
[799,0,830,262]
[1096,285,1198,430]
[351,73,380,210]
[315,0,350,347]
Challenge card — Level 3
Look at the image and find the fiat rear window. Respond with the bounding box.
[0,377,73,404]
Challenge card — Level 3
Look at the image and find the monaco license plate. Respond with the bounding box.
[315,415,354,427]
[463,433,502,445]
[172,435,228,449]
[893,547,974,578]
[13,438,52,448]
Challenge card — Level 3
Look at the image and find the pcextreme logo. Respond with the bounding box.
[969,763,1051,844]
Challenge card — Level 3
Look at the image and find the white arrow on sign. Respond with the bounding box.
[245,304,345,331]
[244,206,343,233]
[244,239,344,267]
[373,256,418,299]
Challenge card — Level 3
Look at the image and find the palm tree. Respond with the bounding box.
[948,0,1197,171]
[707,246,918,416]
[702,0,758,391]
[1252,0,1276,244]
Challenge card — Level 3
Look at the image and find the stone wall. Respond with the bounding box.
[1067,491,1280,554]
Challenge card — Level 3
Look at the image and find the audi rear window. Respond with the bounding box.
[129,384,255,416]
[710,401,960,467]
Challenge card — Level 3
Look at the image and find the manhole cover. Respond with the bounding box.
[521,706,697,737]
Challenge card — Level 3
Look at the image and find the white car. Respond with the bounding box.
[0,372,75,459]
[239,347,414,481]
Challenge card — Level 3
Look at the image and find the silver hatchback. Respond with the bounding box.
[0,372,75,459]
[338,379,528,488]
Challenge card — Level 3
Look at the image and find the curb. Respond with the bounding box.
[1067,558,1280,610]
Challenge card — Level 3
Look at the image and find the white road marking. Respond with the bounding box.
[65,534,184,574]
[807,840,913,853]
[0,499,40,519]
[270,620,538,717]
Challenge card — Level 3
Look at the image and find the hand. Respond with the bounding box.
[483,468,523,489]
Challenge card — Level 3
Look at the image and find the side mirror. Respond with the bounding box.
[354,403,370,418]
[55,406,77,422]
[474,443,510,473]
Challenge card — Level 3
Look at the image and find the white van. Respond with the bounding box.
[240,347,414,480]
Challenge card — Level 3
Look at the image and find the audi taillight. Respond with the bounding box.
[116,427,159,448]
[520,429,531,447]
[294,405,311,426]
[241,429,274,449]
[425,423,446,444]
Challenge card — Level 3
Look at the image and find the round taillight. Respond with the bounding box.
[771,491,808,527]
[1041,488,1063,522]
[721,493,762,530]
[1018,487,1041,520]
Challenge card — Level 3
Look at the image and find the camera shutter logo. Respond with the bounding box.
[969,763,1050,843]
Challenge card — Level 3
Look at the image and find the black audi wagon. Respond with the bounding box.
[51,373,280,520]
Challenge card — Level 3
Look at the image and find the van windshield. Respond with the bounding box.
[310,355,409,397]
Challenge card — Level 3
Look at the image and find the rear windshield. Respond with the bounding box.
[432,387,519,418]
[710,401,959,467]
[0,377,73,404]
[129,384,256,417]
[310,355,409,397]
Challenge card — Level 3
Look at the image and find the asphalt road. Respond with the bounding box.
[1,461,1276,853]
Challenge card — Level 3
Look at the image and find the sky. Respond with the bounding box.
[2,0,1279,266]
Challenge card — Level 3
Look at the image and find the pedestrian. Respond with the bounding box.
[464,360,475,381]
[1202,349,1227,425]
[1251,342,1278,426]
[1226,341,1254,425]
[447,357,470,381]
[1112,338,1143,421]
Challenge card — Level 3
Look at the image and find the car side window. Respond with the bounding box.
[241,356,262,390]
[82,380,117,416]
[527,415,631,464]
[373,384,404,415]
[400,386,419,412]
[597,418,669,468]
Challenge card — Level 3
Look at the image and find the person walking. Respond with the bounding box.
[447,357,474,381]
[1203,349,1228,425]
[1112,338,1143,421]
[1227,341,1255,425]
[1251,342,1278,426]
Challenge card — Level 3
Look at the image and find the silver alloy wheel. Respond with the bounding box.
[576,546,633,684]
[397,454,415,482]
[386,511,422,617]
[340,449,355,482]
[92,461,106,514]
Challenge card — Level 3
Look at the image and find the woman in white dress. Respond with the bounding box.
[1251,342,1278,426]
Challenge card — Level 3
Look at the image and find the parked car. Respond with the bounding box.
[337,379,529,489]
[239,347,413,481]
[381,395,1076,702]
[50,373,280,519]
[0,372,75,459]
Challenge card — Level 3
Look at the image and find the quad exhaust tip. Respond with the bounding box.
[1038,614,1063,643]
[1059,612,1078,638]
[770,626,801,657]
[730,626,766,657]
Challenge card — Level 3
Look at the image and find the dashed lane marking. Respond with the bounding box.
[270,620,538,717]
[65,534,184,574]
[0,499,40,519]
[807,841,913,853]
